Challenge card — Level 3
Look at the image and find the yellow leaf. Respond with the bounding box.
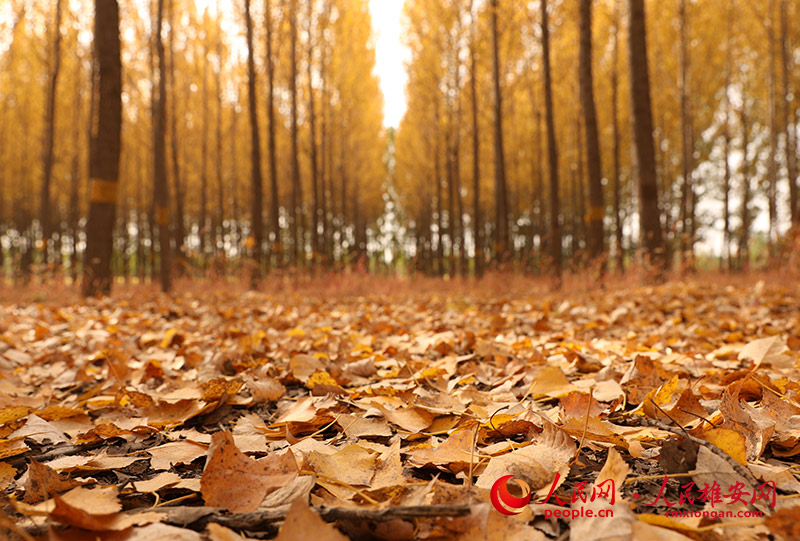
[0,406,31,425]
[694,427,748,465]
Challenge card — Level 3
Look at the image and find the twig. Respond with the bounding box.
[640,416,761,489]
[6,440,105,468]
[158,503,472,530]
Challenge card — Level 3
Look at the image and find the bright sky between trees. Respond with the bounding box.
[368,0,408,128]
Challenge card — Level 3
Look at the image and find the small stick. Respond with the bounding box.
[158,503,472,530]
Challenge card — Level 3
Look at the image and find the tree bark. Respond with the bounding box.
[83,0,122,296]
[40,0,64,265]
[579,0,604,262]
[780,0,797,226]
[611,0,623,272]
[627,0,664,268]
[490,0,509,263]
[678,0,694,269]
[738,84,751,270]
[200,38,209,267]
[215,16,225,267]
[722,0,734,271]
[153,0,171,292]
[766,0,778,253]
[265,0,280,266]
[541,0,561,280]
[307,0,321,267]
[290,0,304,266]
[168,0,185,268]
[469,0,481,277]
[244,0,264,287]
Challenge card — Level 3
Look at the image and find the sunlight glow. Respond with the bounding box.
[369,0,409,128]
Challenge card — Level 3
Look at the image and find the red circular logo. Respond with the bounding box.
[490,475,532,515]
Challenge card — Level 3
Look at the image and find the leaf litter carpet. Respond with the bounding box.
[1,278,800,540]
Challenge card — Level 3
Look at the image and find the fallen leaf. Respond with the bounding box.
[201,430,296,513]
[307,444,377,486]
[23,460,84,503]
[273,498,348,541]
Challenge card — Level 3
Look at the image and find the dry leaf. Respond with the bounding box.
[201,430,296,513]
[273,498,348,541]
[23,460,83,503]
[307,444,377,486]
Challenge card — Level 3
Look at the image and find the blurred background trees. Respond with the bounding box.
[0,0,798,290]
[395,0,800,277]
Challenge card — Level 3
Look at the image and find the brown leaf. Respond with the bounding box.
[307,444,377,486]
[23,459,83,503]
[0,462,17,491]
[201,430,297,513]
[274,498,348,541]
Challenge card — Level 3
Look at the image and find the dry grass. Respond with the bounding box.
[1,263,797,308]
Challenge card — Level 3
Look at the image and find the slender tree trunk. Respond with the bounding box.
[738,86,751,270]
[68,45,85,284]
[307,0,320,268]
[230,92,240,253]
[434,116,444,276]
[542,0,561,280]
[575,111,586,263]
[215,17,225,267]
[526,84,538,268]
[265,0,280,266]
[290,0,304,267]
[200,41,209,267]
[611,0,623,272]
[579,0,604,263]
[244,0,264,287]
[628,0,664,268]
[83,0,122,296]
[319,2,332,268]
[40,0,64,266]
[767,0,778,253]
[469,0,481,277]
[153,0,171,292]
[722,0,734,271]
[780,0,797,226]
[490,0,509,263]
[678,0,694,269]
[168,0,185,267]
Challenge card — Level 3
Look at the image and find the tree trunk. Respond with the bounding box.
[307,0,320,268]
[738,86,751,270]
[469,0,481,277]
[68,44,85,284]
[490,0,509,263]
[290,0,304,267]
[678,0,694,269]
[40,0,64,266]
[579,0,604,263]
[541,0,561,280]
[244,0,264,287]
[627,0,664,268]
[200,40,209,267]
[611,0,623,272]
[265,0,280,266]
[83,0,122,296]
[767,0,777,253]
[153,0,171,292]
[215,17,225,268]
[721,0,733,271]
[780,0,797,226]
[168,0,185,268]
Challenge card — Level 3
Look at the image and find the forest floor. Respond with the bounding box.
[1,272,800,540]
